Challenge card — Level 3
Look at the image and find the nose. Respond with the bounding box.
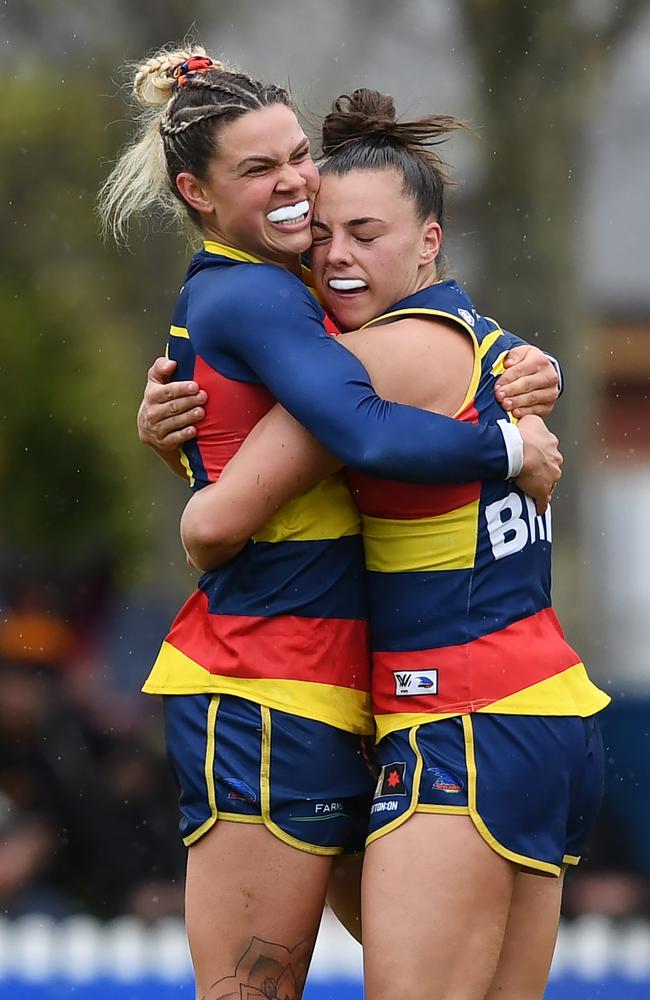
[275,161,307,192]
[326,232,354,268]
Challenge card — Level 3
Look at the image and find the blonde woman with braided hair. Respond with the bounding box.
[100,43,564,999]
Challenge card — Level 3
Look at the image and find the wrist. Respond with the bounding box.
[497,419,524,479]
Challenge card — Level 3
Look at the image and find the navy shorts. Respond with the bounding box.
[367,713,604,875]
[163,693,374,854]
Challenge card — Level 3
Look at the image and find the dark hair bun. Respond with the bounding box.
[321,88,466,157]
[321,89,402,155]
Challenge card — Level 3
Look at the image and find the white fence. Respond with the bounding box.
[0,911,649,985]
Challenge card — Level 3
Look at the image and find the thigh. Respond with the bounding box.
[326,853,364,944]
[362,813,515,1000]
[186,820,332,999]
[485,869,565,1000]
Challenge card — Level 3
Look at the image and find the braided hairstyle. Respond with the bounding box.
[98,44,293,243]
[320,89,465,226]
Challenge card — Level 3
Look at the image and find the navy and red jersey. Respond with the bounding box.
[345,281,609,739]
[144,245,511,733]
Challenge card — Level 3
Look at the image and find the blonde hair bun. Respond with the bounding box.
[133,45,224,108]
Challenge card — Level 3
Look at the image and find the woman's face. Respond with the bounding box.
[185,103,320,266]
[311,169,441,331]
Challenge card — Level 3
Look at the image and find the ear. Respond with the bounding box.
[176,172,215,216]
[420,219,442,266]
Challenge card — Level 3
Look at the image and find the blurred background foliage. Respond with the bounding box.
[1,0,645,607]
[0,0,649,924]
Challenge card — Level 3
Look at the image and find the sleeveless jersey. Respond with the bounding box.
[143,243,371,734]
[346,281,610,740]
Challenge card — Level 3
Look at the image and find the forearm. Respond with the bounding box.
[180,484,249,571]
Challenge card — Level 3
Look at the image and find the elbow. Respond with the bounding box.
[340,431,392,478]
[180,509,244,572]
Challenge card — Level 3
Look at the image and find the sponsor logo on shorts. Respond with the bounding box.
[371,799,400,815]
[393,669,438,697]
[426,766,463,794]
[218,777,257,803]
[375,761,407,798]
[292,800,349,822]
[314,800,345,815]
[458,308,475,327]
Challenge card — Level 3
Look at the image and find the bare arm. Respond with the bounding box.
[139,344,559,460]
[181,319,562,571]
[181,407,340,570]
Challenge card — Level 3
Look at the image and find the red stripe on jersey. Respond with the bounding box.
[347,402,480,519]
[192,355,274,481]
[373,606,579,716]
[323,313,341,337]
[166,589,370,692]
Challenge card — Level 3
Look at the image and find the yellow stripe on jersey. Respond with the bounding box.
[179,447,195,488]
[203,240,265,265]
[143,641,374,735]
[478,328,504,359]
[476,662,611,716]
[490,350,510,378]
[362,500,479,573]
[253,473,361,544]
[169,325,190,339]
[373,662,611,741]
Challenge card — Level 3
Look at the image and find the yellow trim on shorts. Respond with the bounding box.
[461,715,562,877]
[217,812,265,825]
[259,707,340,856]
[365,726,424,846]
[563,853,581,867]
[183,694,220,847]
[416,804,469,815]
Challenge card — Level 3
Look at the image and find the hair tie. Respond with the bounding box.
[172,56,214,86]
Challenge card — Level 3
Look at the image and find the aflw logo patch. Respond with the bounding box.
[393,669,438,697]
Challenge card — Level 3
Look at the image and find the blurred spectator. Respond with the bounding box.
[0,628,184,919]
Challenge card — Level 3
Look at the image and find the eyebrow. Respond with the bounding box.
[312,217,386,231]
[237,138,310,169]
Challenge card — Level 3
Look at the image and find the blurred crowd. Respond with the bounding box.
[0,561,185,922]
[0,558,648,923]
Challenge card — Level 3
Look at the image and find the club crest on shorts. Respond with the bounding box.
[217,777,257,803]
[375,761,407,798]
[393,669,438,696]
[426,766,463,793]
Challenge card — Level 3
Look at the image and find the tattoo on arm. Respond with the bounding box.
[201,935,315,1000]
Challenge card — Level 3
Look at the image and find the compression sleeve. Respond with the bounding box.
[189,266,511,484]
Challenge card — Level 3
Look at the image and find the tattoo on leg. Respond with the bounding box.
[202,935,314,1000]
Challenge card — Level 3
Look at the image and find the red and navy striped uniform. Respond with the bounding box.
[346,281,609,739]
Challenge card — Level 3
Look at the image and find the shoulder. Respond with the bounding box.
[190,263,322,325]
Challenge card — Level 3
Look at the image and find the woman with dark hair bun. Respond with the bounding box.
[179,88,608,1000]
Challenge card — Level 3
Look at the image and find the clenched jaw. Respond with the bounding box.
[328,278,369,293]
[266,200,310,226]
